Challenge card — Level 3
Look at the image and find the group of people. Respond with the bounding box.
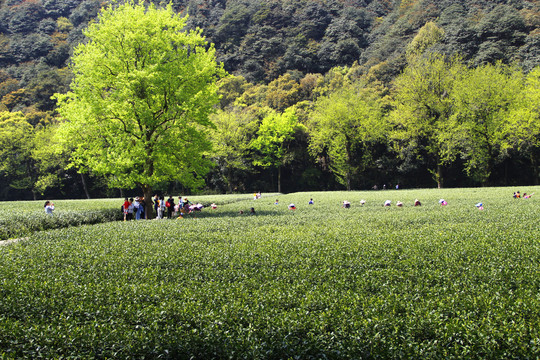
[513,191,534,199]
[121,195,206,221]
[121,197,146,221]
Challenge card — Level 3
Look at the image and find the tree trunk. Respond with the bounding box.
[531,153,539,185]
[142,184,154,219]
[277,166,281,193]
[80,173,91,199]
[504,160,508,186]
[345,137,352,191]
[436,163,443,189]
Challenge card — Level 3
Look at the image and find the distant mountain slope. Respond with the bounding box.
[0,0,538,113]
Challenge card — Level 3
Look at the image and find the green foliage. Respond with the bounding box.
[208,108,259,192]
[251,107,305,192]
[406,21,444,59]
[0,187,539,357]
[507,66,540,146]
[0,111,68,198]
[450,62,524,184]
[54,1,226,199]
[1,0,540,196]
[265,73,302,112]
[391,53,463,187]
[309,81,387,190]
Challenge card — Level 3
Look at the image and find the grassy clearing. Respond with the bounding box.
[0,187,539,358]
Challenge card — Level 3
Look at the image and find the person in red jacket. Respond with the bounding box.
[122,198,130,221]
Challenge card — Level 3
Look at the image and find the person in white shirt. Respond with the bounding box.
[44,201,54,215]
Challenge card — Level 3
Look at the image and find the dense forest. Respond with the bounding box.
[0,0,539,200]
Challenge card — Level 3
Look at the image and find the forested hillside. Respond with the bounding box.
[0,0,539,200]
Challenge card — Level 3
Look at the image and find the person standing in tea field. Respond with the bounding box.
[127,198,135,220]
[44,201,54,215]
[153,195,159,216]
[139,197,146,219]
[133,197,141,220]
[167,196,175,218]
[122,198,130,221]
[157,196,165,219]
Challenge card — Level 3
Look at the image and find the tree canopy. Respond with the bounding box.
[1,0,539,199]
[54,0,225,210]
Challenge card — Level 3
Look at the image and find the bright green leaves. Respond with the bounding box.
[0,112,66,196]
[450,62,524,183]
[391,54,463,188]
[251,107,305,192]
[308,82,387,190]
[55,0,226,193]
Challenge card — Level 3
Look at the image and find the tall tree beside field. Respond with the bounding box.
[208,108,259,193]
[54,1,225,215]
[251,107,305,193]
[0,112,36,197]
[0,112,65,199]
[503,67,540,184]
[308,82,386,190]
[391,54,463,188]
[450,62,523,185]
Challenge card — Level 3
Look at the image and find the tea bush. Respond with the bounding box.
[0,194,270,240]
[0,187,538,358]
[0,199,123,240]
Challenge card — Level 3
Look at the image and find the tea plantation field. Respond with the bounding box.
[0,187,539,358]
[0,194,259,240]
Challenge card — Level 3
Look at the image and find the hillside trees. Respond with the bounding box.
[308,82,387,190]
[251,107,305,193]
[391,53,463,188]
[54,1,225,214]
[449,63,525,184]
[0,112,65,199]
[0,0,539,198]
[506,67,540,183]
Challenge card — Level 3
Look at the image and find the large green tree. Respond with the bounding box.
[251,106,305,193]
[0,111,65,199]
[390,54,463,188]
[308,82,386,190]
[208,107,259,192]
[55,1,225,214]
[450,62,523,185]
[506,67,540,184]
